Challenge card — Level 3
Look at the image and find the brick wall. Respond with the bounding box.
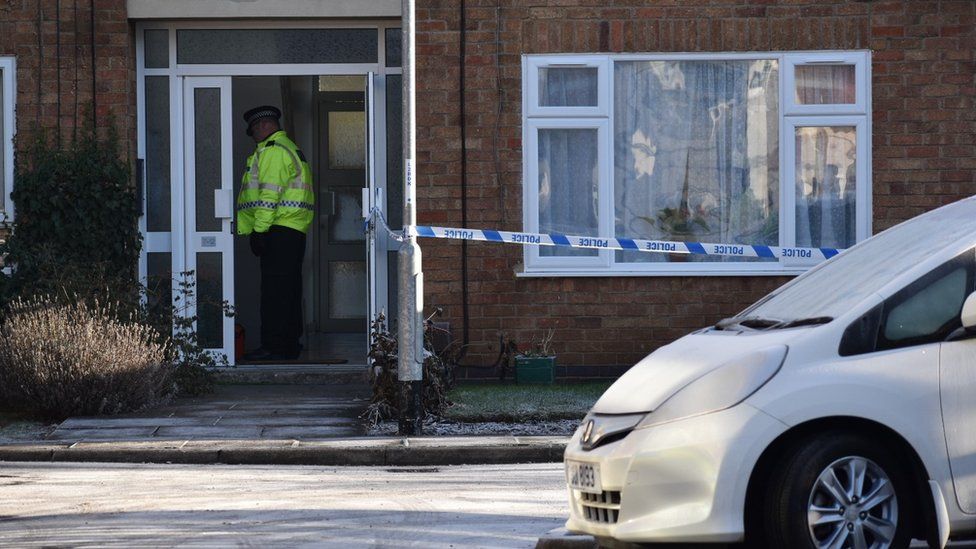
[414,0,976,370]
[0,0,134,148]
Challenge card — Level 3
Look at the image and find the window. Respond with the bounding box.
[0,57,14,218]
[522,52,871,276]
[840,250,974,356]
[879,251,974,351]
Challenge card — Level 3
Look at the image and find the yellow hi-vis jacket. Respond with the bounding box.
[236,130,314,235]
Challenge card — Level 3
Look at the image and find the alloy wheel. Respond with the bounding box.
[806,455,898,549]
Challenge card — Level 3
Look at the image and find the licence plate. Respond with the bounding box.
[566,460,601,494]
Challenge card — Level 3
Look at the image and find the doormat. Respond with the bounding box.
[237,358,350,365]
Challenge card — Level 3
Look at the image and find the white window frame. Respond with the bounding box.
[783,115,870,267]
[520,51,871,277]
[784,51,868,116]
[523,117,611,271]
[0,57,15,219]
[524,55,610,118]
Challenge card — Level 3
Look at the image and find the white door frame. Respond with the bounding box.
[135,22,402,363]
[182,76,235,360]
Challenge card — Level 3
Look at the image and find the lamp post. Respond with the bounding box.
[397,0,424,436]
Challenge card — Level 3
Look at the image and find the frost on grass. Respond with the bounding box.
[367,419,580,437]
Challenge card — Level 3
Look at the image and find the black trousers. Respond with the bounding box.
[258,225,306,355]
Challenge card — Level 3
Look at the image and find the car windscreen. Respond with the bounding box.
[740,197,976,322]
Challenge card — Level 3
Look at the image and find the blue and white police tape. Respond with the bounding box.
[406,225,842,261]
[364,207,841,261]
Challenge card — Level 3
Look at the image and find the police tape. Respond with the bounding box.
[364,208,842,261]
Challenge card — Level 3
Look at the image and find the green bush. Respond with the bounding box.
[0,298,171,420]
[3,128,140,306]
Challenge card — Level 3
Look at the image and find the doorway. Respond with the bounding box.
[231,76,373,364]
[137,22,403,366]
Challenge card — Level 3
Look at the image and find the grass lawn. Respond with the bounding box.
[0,411,56,442]
[444,381,613,423]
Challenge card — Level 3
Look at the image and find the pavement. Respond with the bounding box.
[0,383,571,466]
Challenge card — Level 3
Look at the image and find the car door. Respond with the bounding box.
[937,248,976,513]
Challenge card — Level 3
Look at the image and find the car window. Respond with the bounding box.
[884,268,967,342]
[877,250,974,351]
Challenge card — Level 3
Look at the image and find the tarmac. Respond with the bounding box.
[0,381,571,467]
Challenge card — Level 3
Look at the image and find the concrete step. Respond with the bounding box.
[214,364,370,385]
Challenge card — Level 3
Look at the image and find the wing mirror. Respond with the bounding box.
[961,292,976,331]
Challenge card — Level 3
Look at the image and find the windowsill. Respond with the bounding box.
[516,268,807,278]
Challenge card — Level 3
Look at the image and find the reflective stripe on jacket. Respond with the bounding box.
[236,130,314,235]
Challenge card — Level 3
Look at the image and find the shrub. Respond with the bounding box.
[2,127,140,308]
[362,312,459,428]
[0,298,171,420]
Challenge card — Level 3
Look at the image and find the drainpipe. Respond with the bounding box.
[398,0,424,436]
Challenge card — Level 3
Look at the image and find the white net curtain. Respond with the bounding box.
[613,59,780,263]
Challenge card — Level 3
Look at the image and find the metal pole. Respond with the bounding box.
[398,0,424,436]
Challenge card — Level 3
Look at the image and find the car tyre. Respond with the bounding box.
[763,432,915,549]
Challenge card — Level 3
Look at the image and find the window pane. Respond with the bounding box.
[330,261,367,319]
[177,29,377,65]
[318,75,365,93]
[147,252,172,330]
[386,75,403,229]
[613,60,780,264]
[795,126,856,249]
[539,68,598,107]
[884,267,966,343]
[328,111,365,170]
[196,252,223,349]
[795,65,855,105]
[329,187,366,243]
[539,128,598,257]
[194,87,222,232]
[386,28,401,67]
[144,29,169,68]
[0,68,4,208]
[146,76,170,232]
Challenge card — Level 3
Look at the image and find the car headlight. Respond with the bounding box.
[637,345,787,429]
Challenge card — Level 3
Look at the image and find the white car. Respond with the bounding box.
[564,197,976,549]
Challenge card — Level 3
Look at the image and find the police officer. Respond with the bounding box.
[237,105,314,361]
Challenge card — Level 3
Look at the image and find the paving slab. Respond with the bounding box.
[47,427,159,440]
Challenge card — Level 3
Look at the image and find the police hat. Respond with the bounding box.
[243,105,281,136]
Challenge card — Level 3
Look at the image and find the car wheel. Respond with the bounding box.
[763,432,915,549]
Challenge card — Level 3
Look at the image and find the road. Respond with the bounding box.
[1,461,974,548]
[0,461,567,548]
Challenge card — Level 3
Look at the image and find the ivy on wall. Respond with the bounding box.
[3,127,141,304]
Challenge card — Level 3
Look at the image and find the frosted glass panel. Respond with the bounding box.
[330,188,366,243]
[795,65,856,104]
[795,126,857,249]
[330,261,367,319]
[386,28,401,67]
[329,111,366,169]
[539,67,598,107]
[538,128,598,257]
[144,29,169,68]
[318,76,365,92]
[197,252,223,349]
[147,252,172,327]
[146,76,170,232]
[386,75,403,229]
[177,29,377,64]
[0,69,4,207]
[194,88,221,232]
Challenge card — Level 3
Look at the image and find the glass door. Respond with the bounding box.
[182,77,235,361]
